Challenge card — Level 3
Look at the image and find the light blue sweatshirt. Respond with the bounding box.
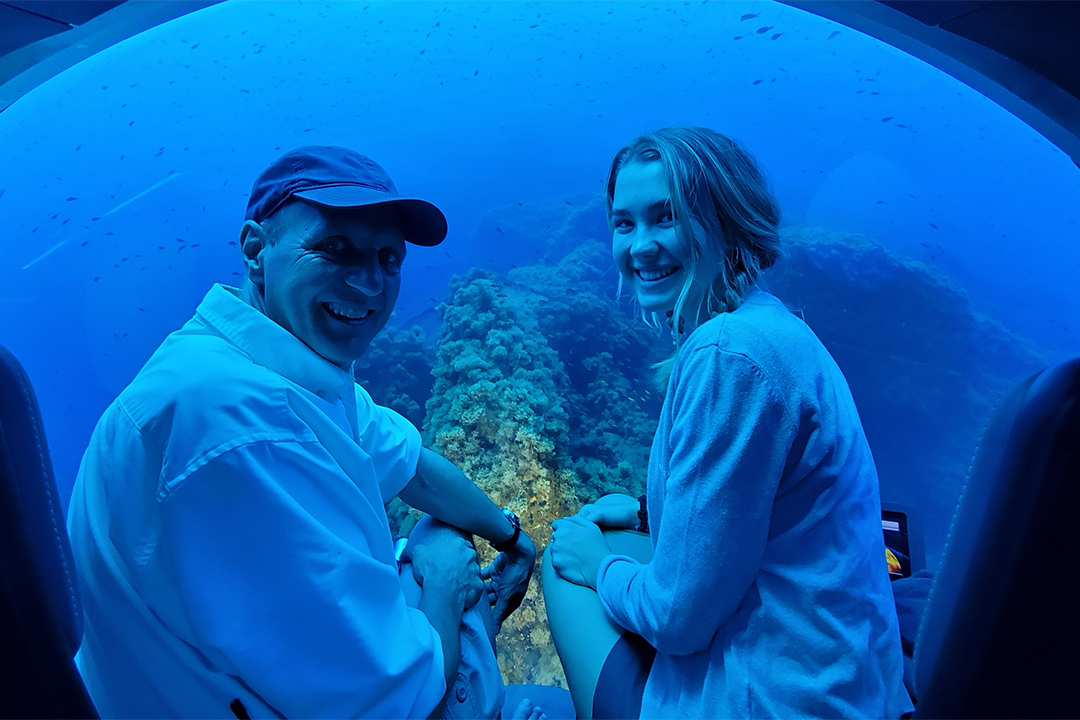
[597,289,912,719]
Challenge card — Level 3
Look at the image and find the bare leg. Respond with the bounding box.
[542,530,653,719]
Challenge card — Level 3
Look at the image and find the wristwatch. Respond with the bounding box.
[490,508,521,552]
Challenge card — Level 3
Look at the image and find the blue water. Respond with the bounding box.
[1,0,1077,576]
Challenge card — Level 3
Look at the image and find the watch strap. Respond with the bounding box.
[491,508,521,552]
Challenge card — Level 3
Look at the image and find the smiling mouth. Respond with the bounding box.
[323,302,375,323]
[636,266,680,282]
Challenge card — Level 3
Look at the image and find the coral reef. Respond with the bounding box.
[424,268,579,686]
[416,234,665,686]
[508,240,662,502]
[354,324,435,431]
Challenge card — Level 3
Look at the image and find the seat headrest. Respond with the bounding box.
[914,357,1080,717]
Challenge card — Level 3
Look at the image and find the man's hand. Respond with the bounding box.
[575,493,640,529]
[548,516,610,589]
[401,518,484,612]
[481,532,536,631]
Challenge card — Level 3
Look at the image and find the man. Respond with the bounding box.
[67,146,536,719]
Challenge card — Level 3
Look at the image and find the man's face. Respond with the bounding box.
[252,200,406,370]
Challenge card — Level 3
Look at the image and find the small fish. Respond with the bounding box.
[881,116,893,123]
[228,241,237,246]
[445,251,452,258]
[876,200,884,204]
[908,194,917,199]
[94,277,100,282]
[771,33,783,40]
[0,188,4,199]
[67,196,77,201]
[828,30,840,39]
[474,70,479,76]
[529,24,538,28]
[740,13,759,20]
[733,35,743,40]
[920,243,930,248]
[929,223,938,229]
[752,79,762,85]
[81,241,89,246]
[756,26,772,34]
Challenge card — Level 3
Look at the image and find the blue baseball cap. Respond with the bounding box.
[245,146,448,246]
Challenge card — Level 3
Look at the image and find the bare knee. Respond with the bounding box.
[408,514,473,549]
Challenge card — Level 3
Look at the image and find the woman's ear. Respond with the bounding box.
[239,219,268,285]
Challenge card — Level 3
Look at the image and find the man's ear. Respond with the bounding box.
[239,220,269,285]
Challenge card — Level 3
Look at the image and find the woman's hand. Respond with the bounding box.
[575,493,640,529]
[548,516,610,589]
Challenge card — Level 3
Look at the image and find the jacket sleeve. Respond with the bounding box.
[144,438,445,719]
[597,345,796,656]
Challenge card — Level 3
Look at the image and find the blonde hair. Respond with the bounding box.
[605,127,781,383]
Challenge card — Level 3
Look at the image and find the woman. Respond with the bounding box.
[545,127,912,719]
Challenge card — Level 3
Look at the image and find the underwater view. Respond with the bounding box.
[2,0,1078,695]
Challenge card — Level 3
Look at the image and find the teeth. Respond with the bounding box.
[326,302,371,320]
[637,267,678,282]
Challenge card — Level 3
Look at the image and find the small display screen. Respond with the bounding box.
[882,510,911,580]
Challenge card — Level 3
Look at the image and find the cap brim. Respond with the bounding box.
[293,186,447,246]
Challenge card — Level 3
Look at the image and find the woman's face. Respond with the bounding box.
[611,161,706,316]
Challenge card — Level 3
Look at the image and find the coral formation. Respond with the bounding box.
[354,324,435,430]
[424,268,579,686]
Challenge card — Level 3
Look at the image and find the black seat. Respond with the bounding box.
[0,344,97,719]
[913,357,1080,718]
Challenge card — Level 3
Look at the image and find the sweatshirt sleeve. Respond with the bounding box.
[597,345,796,656]
[145,439,445,719]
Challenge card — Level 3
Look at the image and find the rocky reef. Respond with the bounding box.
[357,195,1047,687]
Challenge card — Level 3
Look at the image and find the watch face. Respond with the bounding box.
[502,508,521,528]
